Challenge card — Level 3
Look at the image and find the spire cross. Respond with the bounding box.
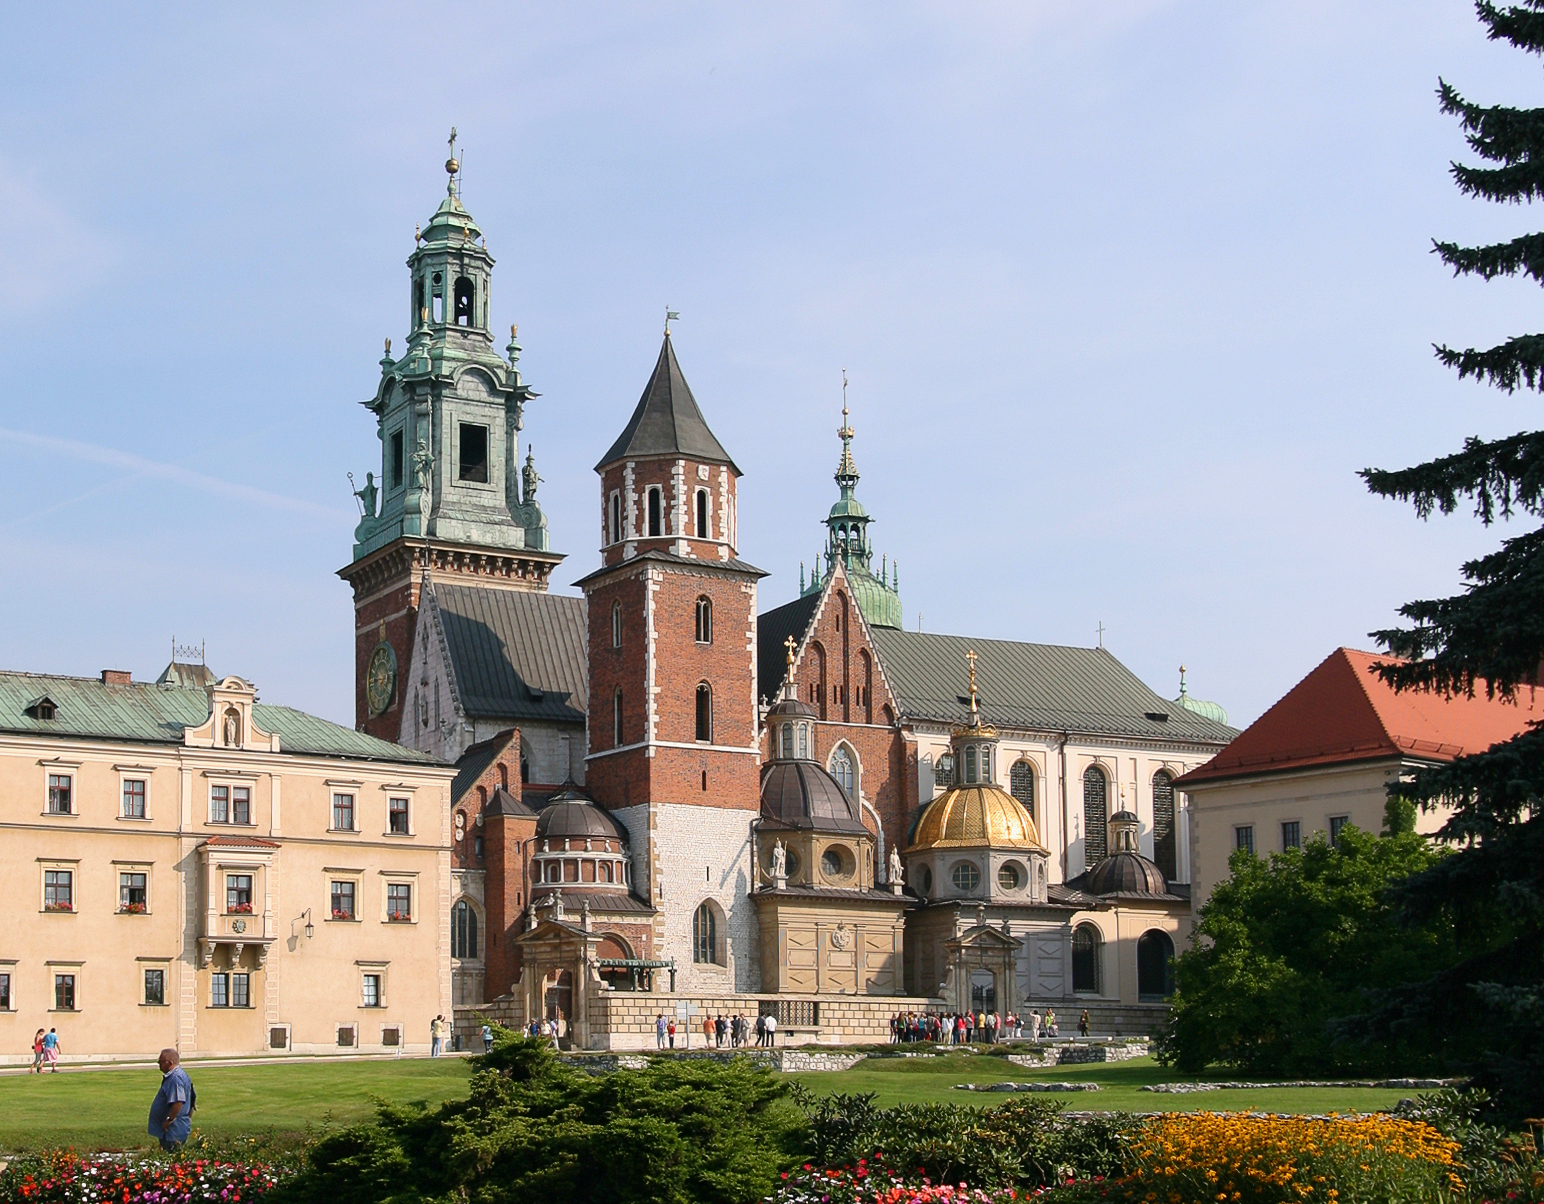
[784,634,797,668]
[445,127,460,196]
[966,649,979,715]
[1096,621,1105,648]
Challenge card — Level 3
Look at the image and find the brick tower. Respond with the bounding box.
[577,330,766,992]
[339,141,563,739]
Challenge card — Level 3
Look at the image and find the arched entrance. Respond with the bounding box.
[969,968,997,1014]
[1136,930,1175,1000]
[544,969,573,1040]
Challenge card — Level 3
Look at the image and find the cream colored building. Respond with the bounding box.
[0,664,455,1063]
[1179,647,1540,911]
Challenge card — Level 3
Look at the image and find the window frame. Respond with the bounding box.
[950,860,981,893]
[1234,824,1255,855]
[385,880,413,923]
[695,488,710,539]
[121,777,147,819]
[332,793,357,833]
[143,967,166,1007]
[694,682,712,743]
[1328,814,1350,845]
[692,901,720,965]
[118,870,149,914]
[1071,923,1103,994]
[1281,819,1302,851]
[452,899,480,959]
[647,486,662,537]
[387,796,411,836]
[226,873,254,914]
[361,972,383,1008]
[42,867,74,913]
[330,879,359,922]
[608,490,623,544]
[457,421,490,484]
[46,772,73,816]
[694,595,712,644]
[611,600,623,648]
[53,972,77,1012]
[0,971,11,1011]
[613,689,624,746]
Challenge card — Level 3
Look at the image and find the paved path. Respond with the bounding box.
[0,1050,475,1077]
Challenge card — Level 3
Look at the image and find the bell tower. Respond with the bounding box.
[339,136,564,739]
[577,328,766,991]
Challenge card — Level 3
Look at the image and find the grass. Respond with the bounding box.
[0,1057,472,1153]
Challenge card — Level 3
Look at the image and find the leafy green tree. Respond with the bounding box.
[1156,827,1452,1076]
[1351,0,1544,1122]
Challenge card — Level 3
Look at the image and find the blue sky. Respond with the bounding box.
[0,1,1537,731]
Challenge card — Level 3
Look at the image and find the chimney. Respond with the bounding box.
[101,670,132,686]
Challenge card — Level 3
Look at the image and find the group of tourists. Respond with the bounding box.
[889,1007,1092,1043]
[652,1010,780,1049]
[29,1027,61,1072]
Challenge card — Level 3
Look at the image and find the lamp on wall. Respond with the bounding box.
[302,908,314,940]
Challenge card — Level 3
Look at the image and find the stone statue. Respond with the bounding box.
[522,447,542,506]
[353,471,379,519]
[889,846,904,887]
[223,708,240,747]
[412,439,433,529]
[770,840,787,880]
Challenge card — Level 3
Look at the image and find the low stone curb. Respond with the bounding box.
[955,1081,1101,1093]
[1141,1078,1462,1093]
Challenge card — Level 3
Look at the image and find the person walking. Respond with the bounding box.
[481,1023,494,1054]
[1079,1009,1091,1038]
[41,1028,60,1072]
[430,1015,445,1057]
[30,1029,44,1074]
[148,1048,194,1152]
[755,1012,766,1047]
[763,1010,777,1047]
[667,1016,677,1049]
[702,1015,714,1047]
[655,1014,668,1050]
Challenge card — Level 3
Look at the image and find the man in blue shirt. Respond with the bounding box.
[148,1048,194,1151]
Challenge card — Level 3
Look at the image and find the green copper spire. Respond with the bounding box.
[800,374,902,628]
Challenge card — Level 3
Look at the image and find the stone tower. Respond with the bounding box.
[340,144,563,739]
[577,331,765,992]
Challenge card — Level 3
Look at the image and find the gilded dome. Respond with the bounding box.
[906,784,1045,852]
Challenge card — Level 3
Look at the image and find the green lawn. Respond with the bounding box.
[788,1052,1426,1114]
[0,1057,472,1153]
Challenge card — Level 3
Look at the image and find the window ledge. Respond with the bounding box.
[327,828,360,835]
[116,910,151,917]
[40,811,78,819]
[384,918,416,925]
[382,831,414,838]
[359,1004,387,1010]
[207,821,258,829]
[41,909,75,915]
[140,1002,170,1008]
[206,1005,257,1011]
[327,916,361,924]
[117,816,153,823]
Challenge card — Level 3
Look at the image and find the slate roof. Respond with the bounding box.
[434,585,588,724]
[451,730,517,803]
[595,336,739,472]
[529,888,654,915]
[1176,647,1539,787]
[0,671,441,765]
[757,594,820,703]
[573,548,767,590]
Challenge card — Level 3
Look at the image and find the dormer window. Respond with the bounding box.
[26,696,57,720]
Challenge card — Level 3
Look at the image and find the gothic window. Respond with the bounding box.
[1152,770,1177,881]
[830,744,855,796]
[695,683,712,743]
[1072,923,1102,993]
[1010,761,1035,820]
[696,489,710,539]
[451,900,478,959]
[613,689,624,746]
[1083,765,1109,865]
[859,649,873,722]
[647,487,662,537]
[609,492,622,544]
[389,429,404,490]
[692,901,720,964]
[458,423,489,483]
[453,277,475,326]
[695,596,712,644]
[1137,929,1175,999]
[812,642,828,721]
[611,601,622,649]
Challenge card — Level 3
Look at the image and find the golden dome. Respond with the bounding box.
[906,784,1046,852]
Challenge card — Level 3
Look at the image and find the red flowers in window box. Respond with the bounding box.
[43,902,73,912]
[331,907,354,920]
[228,902,254,914]
[119,902,147,914]
[387,910,411,922]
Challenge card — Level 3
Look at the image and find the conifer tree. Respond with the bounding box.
[1351,0,1544,1120]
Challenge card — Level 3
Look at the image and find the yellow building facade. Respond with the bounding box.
[0,665,455,1062]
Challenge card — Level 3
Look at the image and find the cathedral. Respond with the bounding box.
[341,156,1238,1048]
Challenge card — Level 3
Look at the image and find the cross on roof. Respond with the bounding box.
[784,634,797,668]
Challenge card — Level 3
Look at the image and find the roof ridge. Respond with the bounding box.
[1337,647,1409,757]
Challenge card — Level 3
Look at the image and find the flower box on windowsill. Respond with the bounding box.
[118,903,147,915]
[43,903,73,913]
[331,909,356,922]
[386,912,412,923]
[227,903,254,915]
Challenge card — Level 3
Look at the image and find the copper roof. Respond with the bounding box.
[1177,647,1539,787]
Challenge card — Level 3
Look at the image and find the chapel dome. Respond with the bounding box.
[766,695,817,721]
[760,760,867,833]
[534,785,630,844]
[1081,851,1170,898]
[906,784,1044,852]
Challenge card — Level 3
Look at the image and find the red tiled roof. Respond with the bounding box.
[1176,648,1539,787]
[202,835,280,848]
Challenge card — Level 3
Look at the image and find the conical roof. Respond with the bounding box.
[596,336,738,471]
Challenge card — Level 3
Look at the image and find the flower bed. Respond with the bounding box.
[767,1156,1023,1203]
[0,1150,288,1203]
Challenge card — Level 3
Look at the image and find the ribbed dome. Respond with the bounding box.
[766,695,817,721]
[1083,851,1170,897]
[760,761,867,833]
[906,785,1044,851]
[535,786,630,844]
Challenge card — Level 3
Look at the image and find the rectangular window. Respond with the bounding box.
[389,429,404,490]
[43,870,73,911]
[337,1025,355,1048]
[226,874,253,913]
[232,786,250,825]
[331,880,356,920]
[54,974,75,1011]
[458,423,489,483]
[47,774,72,814]
[386,883,412,921]
[144,969,164,1006]
[382,1025,401,1046]
[211,973,228,1008]
[1235,825,1255,855]
[362,973,381,1007]
[122,779,146,818]
[231,972,249,1008]
[211,785,229,823]
[332,793,355,831]
[1329,815,1350,845]
[0,973,10,1010]
[119,872,147,912]
[1281,820,1301,851]
[388,797,410,834]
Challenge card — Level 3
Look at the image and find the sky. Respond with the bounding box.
[0,1,1538,732]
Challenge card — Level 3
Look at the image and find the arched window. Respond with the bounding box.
[1010,761,1035,822]
[935,752,954,790]
[858,649,873,722]
[609,492,622,544]
[695,489,710,539]
[611,601,622,649]
[692,901,719,964]
[1083,765,1109,865]
[830,744,855,796]
[613,689,624,746]
[1072,923,1102,994]
[695,596,712,644]
[1152,770,1177,882]
[451,899,478,959]
[779,722,793,759]
[797,723,809,759]
[453,277,475,326]
[647,487,662,537]
[695,683,712,742]
[1137,929,1175,1000]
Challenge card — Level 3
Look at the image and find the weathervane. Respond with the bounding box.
[446,127,460,196]
[664,307,680,336]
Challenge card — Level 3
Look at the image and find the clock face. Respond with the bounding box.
[366,642,397,717]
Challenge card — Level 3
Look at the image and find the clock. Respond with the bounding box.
[366,642,397,717]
